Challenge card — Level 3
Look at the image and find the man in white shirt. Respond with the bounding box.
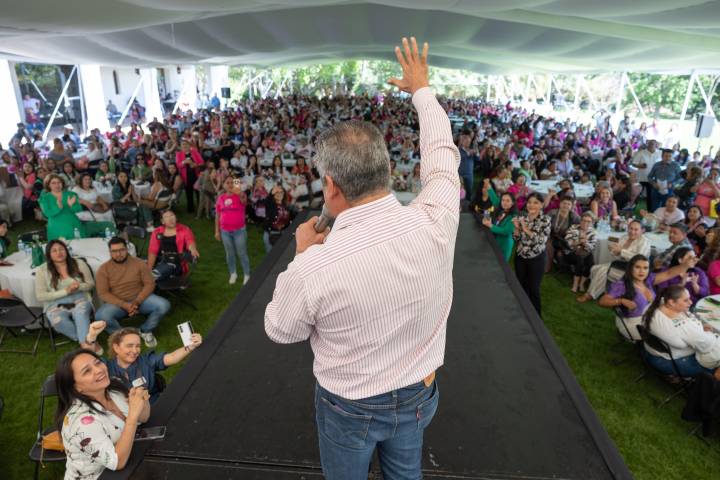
[265,37,457,479]
[631,139,661,199]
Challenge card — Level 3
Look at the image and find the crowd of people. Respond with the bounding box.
[4,80,720,478]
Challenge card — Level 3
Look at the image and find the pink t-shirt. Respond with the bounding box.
[707,260,720,295]
[215,193,246,232]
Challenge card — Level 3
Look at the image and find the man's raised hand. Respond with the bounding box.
[388,37,429,95]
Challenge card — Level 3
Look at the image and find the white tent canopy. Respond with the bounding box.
[2,1,720,73]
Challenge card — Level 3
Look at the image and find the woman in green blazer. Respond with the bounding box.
[481,181,518,261]
[39,174,114,240]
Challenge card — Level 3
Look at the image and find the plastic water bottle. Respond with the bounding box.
[104,227,111,240]
[17,239,25,256]
[73,227,81,240]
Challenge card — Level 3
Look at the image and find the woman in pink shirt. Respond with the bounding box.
[215,177,251,285]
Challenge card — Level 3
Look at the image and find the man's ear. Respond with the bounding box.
[324,175,338,200]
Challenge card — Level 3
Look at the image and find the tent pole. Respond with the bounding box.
[615,72,626,115]
[680,70,697,122]
[42,65,77,141]
[624,74,646,120]
[118,76,144,125]
[694,74,715,118]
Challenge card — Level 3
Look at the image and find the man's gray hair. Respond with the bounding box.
[314,120,390,203]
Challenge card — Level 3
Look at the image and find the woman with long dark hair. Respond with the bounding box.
[481,184,517,261]
[599,253,698,341]
[512,192,551,315]
[175,140,204,213]
[655,247,709,306]
[35,240,97,350]
[641,285,720,378]
[564,212,597,293]
[55,349,150,479]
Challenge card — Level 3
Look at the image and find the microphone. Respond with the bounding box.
[314,205,332,233]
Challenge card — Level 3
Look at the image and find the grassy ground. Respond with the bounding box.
[0,203,718,479]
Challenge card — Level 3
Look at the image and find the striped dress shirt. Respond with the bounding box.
[264,87,460,400]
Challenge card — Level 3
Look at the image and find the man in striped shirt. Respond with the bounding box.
[265,37,460,480]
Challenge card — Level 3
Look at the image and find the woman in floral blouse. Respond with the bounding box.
[564,212,598,294]
[55,348,150,479]
[513,192,551,315]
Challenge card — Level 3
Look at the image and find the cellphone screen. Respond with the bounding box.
[135,426,166,441]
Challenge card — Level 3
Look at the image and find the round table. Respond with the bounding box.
[132,180,152,199]
[593,230,672,265]
[527,180,595,201]
[693,295,720,332]
[0,238,136,308]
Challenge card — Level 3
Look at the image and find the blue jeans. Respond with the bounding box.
[221,228,250,276]
[315,380,439,480]
[643,350,713,377]
[460,172,473,200]
[46,300,93,343]
[648,187,671,213]
[263,231,272,253]
[95,294,171,334]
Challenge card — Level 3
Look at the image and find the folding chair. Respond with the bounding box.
[0,296,46,356]
[28,374,65,480]
[125,225,148,258]
[155,251,197,310]
[637,324,695,408]
[18,230,47,244]
[111,201,139,230]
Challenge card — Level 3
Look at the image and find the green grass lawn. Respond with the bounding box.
[0,205,718,479]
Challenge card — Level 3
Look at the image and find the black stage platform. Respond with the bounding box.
[103,213,632,479]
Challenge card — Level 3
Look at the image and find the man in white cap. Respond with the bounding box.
[63,124,81,146]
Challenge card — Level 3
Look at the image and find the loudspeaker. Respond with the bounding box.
[695,114,715,138]
[221,87,231,99]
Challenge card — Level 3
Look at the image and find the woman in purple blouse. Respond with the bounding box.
[654,247,709,306]
[598,253,698,341]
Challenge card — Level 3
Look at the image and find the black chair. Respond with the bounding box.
[155,251,197,310]
[0,296,46,355]
[636,324,694,408]
[125,225,148,258]
[28,374,65,480]
[112,201,139,230]
[18,230,47,244]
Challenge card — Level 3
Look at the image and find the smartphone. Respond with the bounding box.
[135,426,166,441]
[607,236,620,243]
[132,376,147,389]
[177,321,194,348]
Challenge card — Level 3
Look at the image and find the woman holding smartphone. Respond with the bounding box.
[215,176,252,285]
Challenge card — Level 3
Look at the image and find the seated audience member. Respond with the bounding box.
[578,220,651,302]
[639,196,684,232]
[685,205,709,254]
[507,174,530,211]
[655,247,709,306]
[675,166,702,209]
[85,324,202,404]
[653,222,692,271]
[73,173,114,224]
[55,349,150,479]
[166,162,184,195]
[564,212,597,293]
[147,210,199,281]
[491,167,512,195]
[17,161,41,221]
[59,161,78,189]
[612,176,633,211]
[590,185,619,223]
[263,185,294,253]
[95,161,116,185]
[481,185,517,262]
[694,169,720,216]
[698,227,720,272]
[599,254,701,341]
[39,174,85,240]
[642,285,720,378]
[407,163,422,194]
[95,237,170,348]
[0,219,10,259]
[131,156,152,183]
[540,160,562,181]
[35,240,98,350]
[546,194,580,271]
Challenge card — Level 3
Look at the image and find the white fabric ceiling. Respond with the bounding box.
[2,1,720,73]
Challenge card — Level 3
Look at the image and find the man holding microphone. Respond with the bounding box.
[265,37,460,479]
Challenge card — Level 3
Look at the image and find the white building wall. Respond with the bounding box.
[100,67,147,113]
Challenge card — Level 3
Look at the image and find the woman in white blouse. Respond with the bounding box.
[55,348,150,479]
[642,285,720,377]
[73,173,114,224]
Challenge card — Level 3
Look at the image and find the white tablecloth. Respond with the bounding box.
[692,296,720,332]
[0,186,23,222]
[392,191,417,205]
[132,180,151,199]
[527,180,595,200]
[593,231,672,265]
[0,238,136,308]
